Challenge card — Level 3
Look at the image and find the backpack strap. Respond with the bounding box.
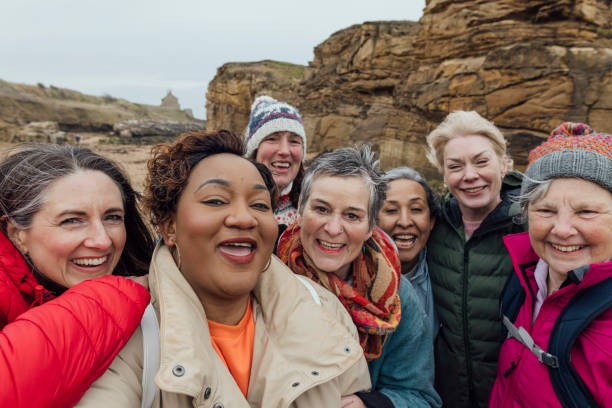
[547,275,612,408]
[502,315,559,368]
[499,267,528,337]
[140,303,160,408]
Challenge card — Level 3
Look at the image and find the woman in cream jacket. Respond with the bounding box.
[77,130,370,408]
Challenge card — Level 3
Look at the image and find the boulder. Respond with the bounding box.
[112,119,205,138]
[11,121,68,144]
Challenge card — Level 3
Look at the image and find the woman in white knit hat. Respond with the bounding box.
[244,95,306,231]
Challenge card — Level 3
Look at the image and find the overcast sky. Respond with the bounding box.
[1,1,424,119]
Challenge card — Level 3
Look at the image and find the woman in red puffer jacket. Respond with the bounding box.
[0,144,153,408]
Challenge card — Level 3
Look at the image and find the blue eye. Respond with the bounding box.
[105,214,124,222]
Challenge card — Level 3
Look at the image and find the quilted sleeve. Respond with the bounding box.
[0,275,150,408]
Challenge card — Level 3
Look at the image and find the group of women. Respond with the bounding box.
[0,94,610,408]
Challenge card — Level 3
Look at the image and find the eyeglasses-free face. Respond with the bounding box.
[162,154,278,307]
[10,170,126,289]
[528,178,612,291]
[298,175,372,280]
[255,131,303,191]
[443,134,507,222]
[378,179,435,271]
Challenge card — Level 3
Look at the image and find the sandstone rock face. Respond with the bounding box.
[206,0,612,177]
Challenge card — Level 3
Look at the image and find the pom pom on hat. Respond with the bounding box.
[522,122,612,195]
[244,95,306,159]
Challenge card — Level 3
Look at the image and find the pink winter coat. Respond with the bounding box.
[0,231,151,407]
[489,232,612,407]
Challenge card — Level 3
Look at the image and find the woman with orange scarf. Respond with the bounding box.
[278,146,441,408]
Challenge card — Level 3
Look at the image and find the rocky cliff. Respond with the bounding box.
[206,0,612,178]
[0,80,203,141]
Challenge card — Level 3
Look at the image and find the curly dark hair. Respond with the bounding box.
[144,130,278,228]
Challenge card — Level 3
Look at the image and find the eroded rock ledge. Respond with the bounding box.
[206,0,612,177]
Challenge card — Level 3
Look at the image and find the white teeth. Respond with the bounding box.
[72,256,107,266]
[272,162,290,168]
[551,243,584,252]
[394,234,416,241]
[464,186,484,193]
[224,242,253,248]
[319,240,343,250]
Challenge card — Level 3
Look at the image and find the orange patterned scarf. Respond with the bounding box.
[277,223,402,361]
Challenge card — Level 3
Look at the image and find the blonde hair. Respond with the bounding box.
[426,111,512,173]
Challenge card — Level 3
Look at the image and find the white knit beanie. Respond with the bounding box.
[243,95,306,159]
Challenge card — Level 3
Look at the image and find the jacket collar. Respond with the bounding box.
[0,230,52,306]
[149,243,363,404]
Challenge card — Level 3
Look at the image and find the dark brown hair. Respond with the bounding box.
[144,130,278,227]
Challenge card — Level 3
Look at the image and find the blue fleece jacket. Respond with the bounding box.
[366,276,442,407]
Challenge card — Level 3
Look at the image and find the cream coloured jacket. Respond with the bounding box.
[77,244,371,408]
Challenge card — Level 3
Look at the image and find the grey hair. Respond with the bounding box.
[299,145,386,229]
[382,167,441,220]
[516,177,553,222]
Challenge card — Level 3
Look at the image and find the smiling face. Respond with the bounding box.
[11,170,126,288]
[298,175,373,280]
[443,134,508,221]
[378,179,435,271]
[163,154,278,303]
[255,131,303,190]
[528,178,612,286]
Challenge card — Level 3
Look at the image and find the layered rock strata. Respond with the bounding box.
[206,0,612,177]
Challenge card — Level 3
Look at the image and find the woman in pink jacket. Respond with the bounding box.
[489,122,612,407]
[0,143,153,407]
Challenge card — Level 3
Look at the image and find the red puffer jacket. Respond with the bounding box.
[0,231,150,407]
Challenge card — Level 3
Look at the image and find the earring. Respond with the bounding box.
[362,244,366,255]
[173,243,182,270]
[262,257,272,273]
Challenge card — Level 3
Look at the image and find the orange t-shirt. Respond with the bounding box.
[207,297,255,397]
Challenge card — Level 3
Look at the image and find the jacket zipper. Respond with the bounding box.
[462,244,473,403]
